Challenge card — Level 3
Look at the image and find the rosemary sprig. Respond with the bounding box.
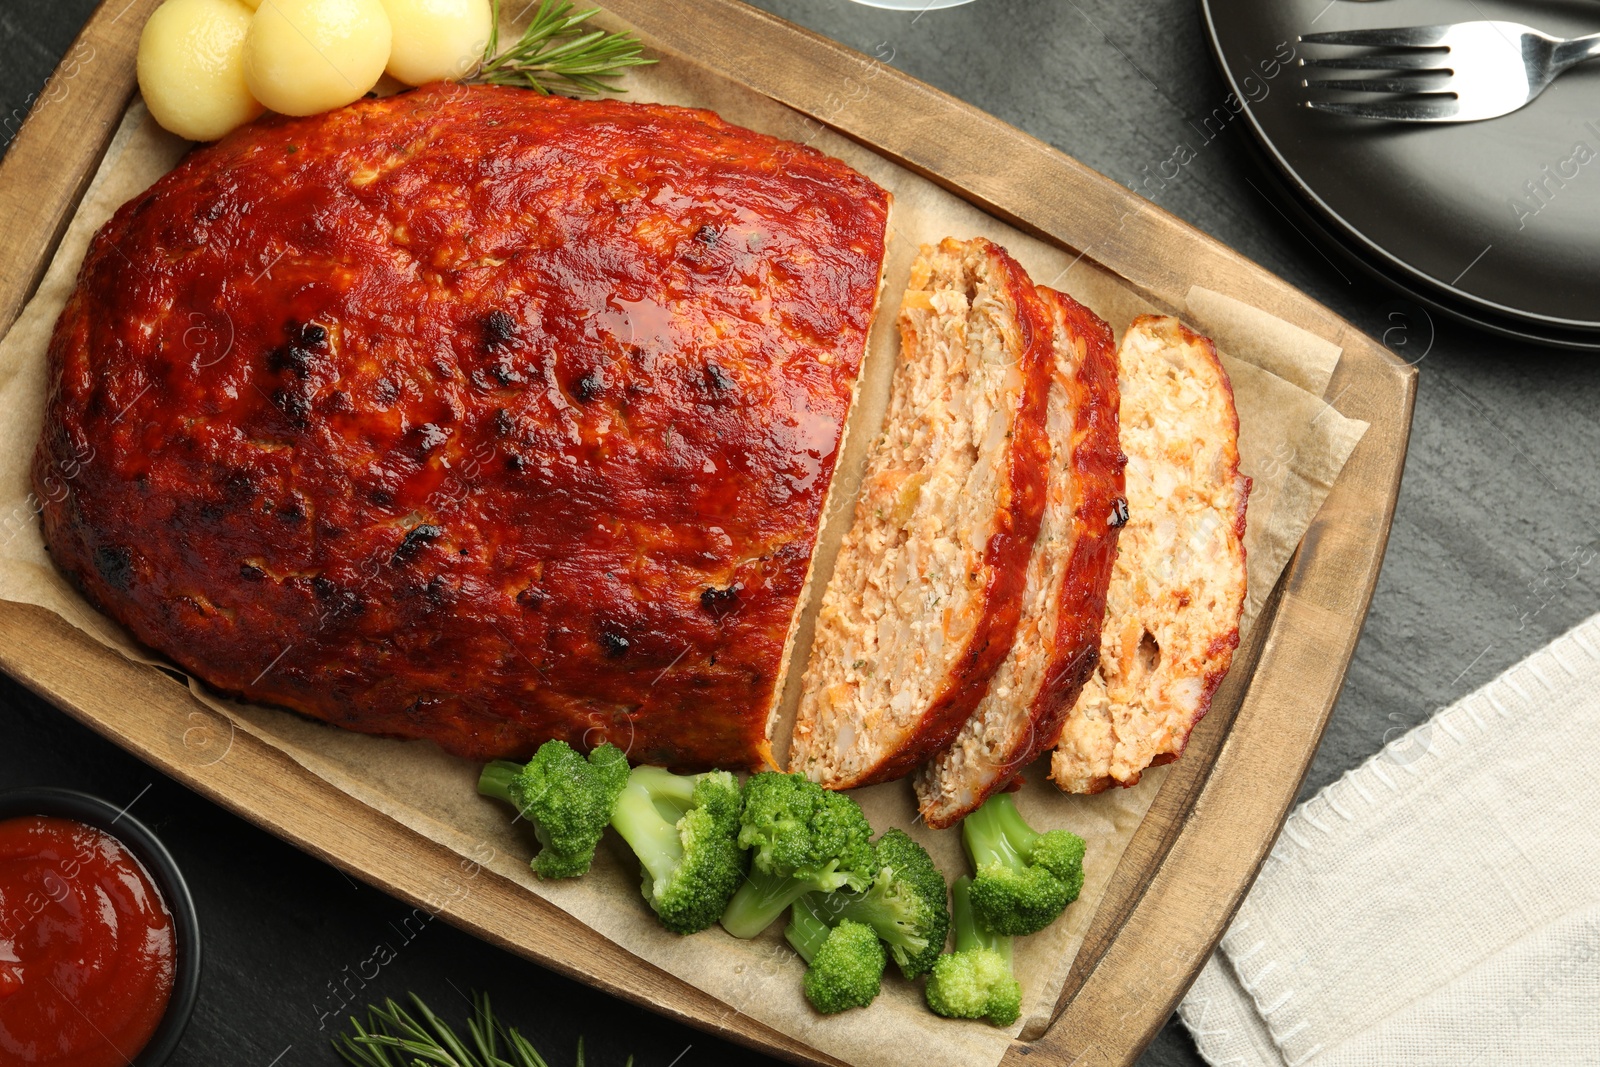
[333,992,633,1067]
[475,0,655,96]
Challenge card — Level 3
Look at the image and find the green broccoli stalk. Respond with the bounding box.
[477,740,630,879]
[961,791,1086,936]
[719,772,874,939]
[809,828,950,978]
[785,894,886,1014]
[924,876,1022,1027]
[608,764,747,934]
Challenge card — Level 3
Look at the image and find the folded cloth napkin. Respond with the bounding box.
[1178,612,1600,1067]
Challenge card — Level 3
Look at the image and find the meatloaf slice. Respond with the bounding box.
[1050,315,1250,794]
[915,288,1125,828]
[34,83,890,771]
[789,237,1053,790]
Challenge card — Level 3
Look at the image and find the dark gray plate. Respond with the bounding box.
[1202,0,1600,347]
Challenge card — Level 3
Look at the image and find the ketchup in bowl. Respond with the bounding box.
[0,815,176,1067]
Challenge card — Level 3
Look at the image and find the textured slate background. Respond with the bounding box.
[3,1,1598,1065]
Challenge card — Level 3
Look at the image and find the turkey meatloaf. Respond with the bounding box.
[789,237,1053,790]
[916,288,1125,828]
[1051,316,1250,793]
[34,83,891,770]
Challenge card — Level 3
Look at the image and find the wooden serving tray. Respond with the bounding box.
[0,3,1416,1064]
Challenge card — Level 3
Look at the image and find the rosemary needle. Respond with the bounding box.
[333,991,634,1067]
[474,0,656,96]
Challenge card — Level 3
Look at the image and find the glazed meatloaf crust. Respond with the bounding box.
[1051,316,1249,794]
[34,83,890,770]
[789,238,1053,790]
[916,288,1125,828]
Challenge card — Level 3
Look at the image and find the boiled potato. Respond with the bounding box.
[245,0,392,116]
[137,0,264,141]
[382,0,492,85]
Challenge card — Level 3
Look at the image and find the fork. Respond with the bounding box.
[1299,21,1600,122]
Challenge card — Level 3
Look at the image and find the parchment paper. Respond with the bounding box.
[0,21,1368,1067]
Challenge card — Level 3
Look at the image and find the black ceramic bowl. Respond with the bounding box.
[0,787,201,1065]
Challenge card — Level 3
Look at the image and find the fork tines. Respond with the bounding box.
[1302,98,1462,120]
[1300,52,1449,72]
[1299,25,1460,118]
[1299,26,1453,47]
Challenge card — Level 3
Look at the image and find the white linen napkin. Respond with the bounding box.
[1178,612,1600,1067]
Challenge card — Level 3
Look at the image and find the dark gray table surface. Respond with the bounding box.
[3,1,1597,1065]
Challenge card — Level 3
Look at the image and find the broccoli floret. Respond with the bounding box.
[809,828,950,978]
[785,894,885,1014]
[961,791,1085,936]
[719,772,874,939]
[608,764,747,934]
[477,741,629,879]
[924,876,1022,1027]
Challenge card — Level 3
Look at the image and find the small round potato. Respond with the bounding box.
[245,0,392,117]
[382,0,492,85]
[137,0,264,142]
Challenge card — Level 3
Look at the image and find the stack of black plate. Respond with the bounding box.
[1203,0,1600,349]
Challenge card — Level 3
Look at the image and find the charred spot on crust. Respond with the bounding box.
[517,586,546,609]
[483,310,517,349]
[392,523,443,565]
[370,488,395,508]
[505,454,528,473]
[271,387,312,427]
[94,545,133,589]
[685,224,724,264]
[400,696,444,724]
[267,345,319,379]
[311,576,366,619]
[703,362,734,394]
[573,370,603,402]
[296,322,328,348]
[700,584,741,621]
[1109,498,1130,528]
[239,562,264,581]
[599,630,630,658]
[223,471,256,503]
[491,408,514,437]
[424,574,460,605]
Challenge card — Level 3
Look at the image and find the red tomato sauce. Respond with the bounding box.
[0,816,175,1067]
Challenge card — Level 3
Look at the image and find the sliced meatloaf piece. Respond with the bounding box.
[915,288,1125,828]
[789,237,1053,789]
[1050,315,1250,794]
